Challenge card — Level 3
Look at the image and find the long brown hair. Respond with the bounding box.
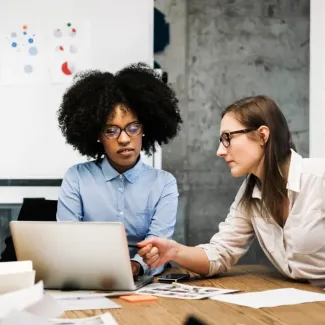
[222,96,296,224]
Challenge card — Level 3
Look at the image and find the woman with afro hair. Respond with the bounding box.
[56,63,182,276]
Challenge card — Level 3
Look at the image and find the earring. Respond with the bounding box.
[97,139,100,142]
[142,134,145,137]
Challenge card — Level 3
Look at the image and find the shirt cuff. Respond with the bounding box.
[196,244,222,277]
[131,254,148,275]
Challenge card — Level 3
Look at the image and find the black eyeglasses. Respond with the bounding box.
[219,128,257,148]
[102,121,143,140]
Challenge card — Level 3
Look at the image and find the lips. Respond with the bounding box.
[117,148,134,154]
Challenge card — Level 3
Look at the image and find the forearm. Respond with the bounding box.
[171,241,210,276]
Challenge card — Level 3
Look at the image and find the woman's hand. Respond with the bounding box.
[137,238,178,269]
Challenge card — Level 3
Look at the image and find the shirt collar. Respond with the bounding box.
[252,185,262,199]
[286,149,303,192]
[251,149,302,199]
[101,156,143,184]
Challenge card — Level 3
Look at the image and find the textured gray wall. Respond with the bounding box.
[156,0,310,264]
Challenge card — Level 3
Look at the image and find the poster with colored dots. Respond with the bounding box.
[1,24,47,85]
[48,21,90,84]
[0,21,89,85]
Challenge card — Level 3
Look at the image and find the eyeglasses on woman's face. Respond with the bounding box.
[102,121,143,140]
[219,128,257,148]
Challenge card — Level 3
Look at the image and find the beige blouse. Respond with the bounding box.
[198,150,325,281]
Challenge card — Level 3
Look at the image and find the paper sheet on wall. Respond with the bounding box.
[0,21,90,85]
[47,21,90,84]
[0,22,47,85]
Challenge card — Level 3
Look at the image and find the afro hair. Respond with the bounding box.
[57,62,182,159]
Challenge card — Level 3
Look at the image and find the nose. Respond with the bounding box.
[118,130,131,144]
[216,141,227,157]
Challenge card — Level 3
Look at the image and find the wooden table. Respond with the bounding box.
[63,265,325,325]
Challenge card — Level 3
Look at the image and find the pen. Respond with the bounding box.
[128,244,138,249]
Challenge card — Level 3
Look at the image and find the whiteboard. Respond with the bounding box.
[310,0,325,157]
[0,0,155,181]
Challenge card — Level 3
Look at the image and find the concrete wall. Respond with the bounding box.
[156,0,310,264]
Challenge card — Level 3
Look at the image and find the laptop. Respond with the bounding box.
[9,221,153,290]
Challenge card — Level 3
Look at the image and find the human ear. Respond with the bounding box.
[258,125,270,145]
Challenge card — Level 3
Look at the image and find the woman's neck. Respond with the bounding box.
[107,155,140,174]
[254,153,291,185]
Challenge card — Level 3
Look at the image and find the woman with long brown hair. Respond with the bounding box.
[137,95,325,283]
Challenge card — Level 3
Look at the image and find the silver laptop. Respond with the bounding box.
[10,221,153,290]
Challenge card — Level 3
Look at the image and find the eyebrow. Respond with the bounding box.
[104,120,139,128]
[220,129,231,134]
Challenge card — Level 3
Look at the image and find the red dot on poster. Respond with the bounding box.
[59,46,64,51]
[61,62,73,75]
[72,28,76,33]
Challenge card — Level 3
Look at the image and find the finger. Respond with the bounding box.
[137,238,155,248]
[146,254,159,268]
[149,257,161,269]
[144,246,159,260]
[138,244,152,257]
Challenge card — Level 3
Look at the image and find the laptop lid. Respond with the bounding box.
[10,221,152,290]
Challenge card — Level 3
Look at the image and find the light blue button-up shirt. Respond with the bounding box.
[56,156,178,275]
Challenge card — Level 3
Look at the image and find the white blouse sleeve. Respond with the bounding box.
[197,181,255,276]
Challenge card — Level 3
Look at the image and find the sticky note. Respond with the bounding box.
[119,294,158,303]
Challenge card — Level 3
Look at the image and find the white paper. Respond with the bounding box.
[0,310,49,325]
[1,309,119,325]
[0,271,36,294]
[0,261,32,274]
[45,291,108,299]
[50,312,119,325]
[0,281,44,319]
[57,297,121,311]
[210,288,325,308]
[45,290,133,299]
[0,23,47,85]
[136,283,238,300]
[0,281,65,323]
[48,21,90,84]
[26,295,64,319]
[0,261,35,293]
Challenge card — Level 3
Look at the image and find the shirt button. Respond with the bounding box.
[119,211,124,216]
[119,188,123,192]
[119,175,123,179]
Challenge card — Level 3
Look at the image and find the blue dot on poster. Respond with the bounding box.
[11,42,17,48]
[23,31,27,35]
[28,38,33,43]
